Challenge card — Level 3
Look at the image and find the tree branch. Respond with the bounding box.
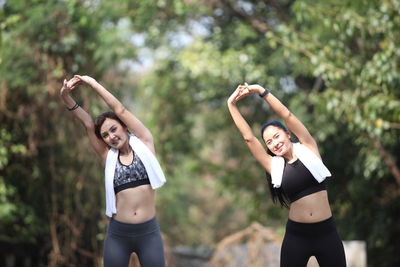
[223,0,270,33]
[373,138,400,186]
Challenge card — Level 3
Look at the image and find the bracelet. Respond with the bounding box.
[259,88,270,98]
[67,102,79,111]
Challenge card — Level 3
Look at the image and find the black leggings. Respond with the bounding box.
[281,217,346,267]
[103,217,165,267]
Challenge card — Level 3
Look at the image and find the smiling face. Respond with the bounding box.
[262,125,292,157]
[99,118,129,149]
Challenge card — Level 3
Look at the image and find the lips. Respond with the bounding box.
[110,138,120,146]
[275,143,283,153]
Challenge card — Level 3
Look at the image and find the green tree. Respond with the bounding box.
[1,0,399,266]
[0,0,136,265]
[136,0,400,266]
[271,1,400,266]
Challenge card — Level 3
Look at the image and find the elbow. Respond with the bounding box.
[84,123,95,132]
[137,133,154,149]
[244,135,256,143]
[114,105,126,116]
[80,117,95,130]
[143,134,154,145]
[282,110,293,121]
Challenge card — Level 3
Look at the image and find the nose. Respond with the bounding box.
[272,139,279,148]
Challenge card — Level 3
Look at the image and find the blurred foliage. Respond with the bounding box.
[0,0,399,266]
[0,0,139,266]
[138,0,400,266]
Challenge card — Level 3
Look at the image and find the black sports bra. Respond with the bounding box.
[281,159,326,203]
[113,152,150,194]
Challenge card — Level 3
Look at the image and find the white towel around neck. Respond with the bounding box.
[104,134,166,217]
[270,142,331,188]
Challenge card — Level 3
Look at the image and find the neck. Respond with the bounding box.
[119,142,131,155]
[283,144,295,162]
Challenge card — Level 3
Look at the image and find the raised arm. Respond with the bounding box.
[72,75,155,154]
[227,86,272,173]
[244,84,320,157]
[60,79,108,163]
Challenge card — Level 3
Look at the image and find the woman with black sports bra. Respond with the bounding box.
[60,75,166,267]
[227,83,346,267]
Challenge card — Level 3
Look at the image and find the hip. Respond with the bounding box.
[107,216,160,238]
[285,216,339,237]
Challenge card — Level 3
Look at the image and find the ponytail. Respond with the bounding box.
[265,172,289,208]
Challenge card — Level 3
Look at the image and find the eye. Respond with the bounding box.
[102,133,108,138]
[111,127,117,132]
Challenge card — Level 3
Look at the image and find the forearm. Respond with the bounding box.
[228,101,271,171]
[246,84,290,120]
[88,80,154,141]
[262,90,316,147]
[60,92,94,129]
[87,79,124,113]
[60,92,77,109]
[227,102,255,141]
[263,93,291,121]
[76,77,155,147]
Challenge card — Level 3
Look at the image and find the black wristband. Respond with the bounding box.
[259,88,270,98]
[67,102,79,111]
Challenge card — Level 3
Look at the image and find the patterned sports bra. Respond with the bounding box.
[113,152,150,194]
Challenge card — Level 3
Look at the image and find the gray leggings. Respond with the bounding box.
[103,217,165,267]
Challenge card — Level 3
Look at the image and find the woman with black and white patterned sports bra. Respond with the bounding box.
[60,75,166,267]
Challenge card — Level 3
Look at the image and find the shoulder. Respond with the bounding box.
[103,147,116,165]
[296,142,321,159]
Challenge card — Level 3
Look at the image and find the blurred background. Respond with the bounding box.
[0,0,399,266]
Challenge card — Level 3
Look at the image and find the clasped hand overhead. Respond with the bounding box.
[61,75,96,94]
[227,83,266,104]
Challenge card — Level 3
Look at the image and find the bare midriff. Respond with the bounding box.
[113,184,156,224]
[288,190,332,223]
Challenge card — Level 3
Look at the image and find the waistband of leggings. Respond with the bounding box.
[286,216,337,236]
[108,217,159,237]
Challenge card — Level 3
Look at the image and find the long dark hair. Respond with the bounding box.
[261,120,290,208]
